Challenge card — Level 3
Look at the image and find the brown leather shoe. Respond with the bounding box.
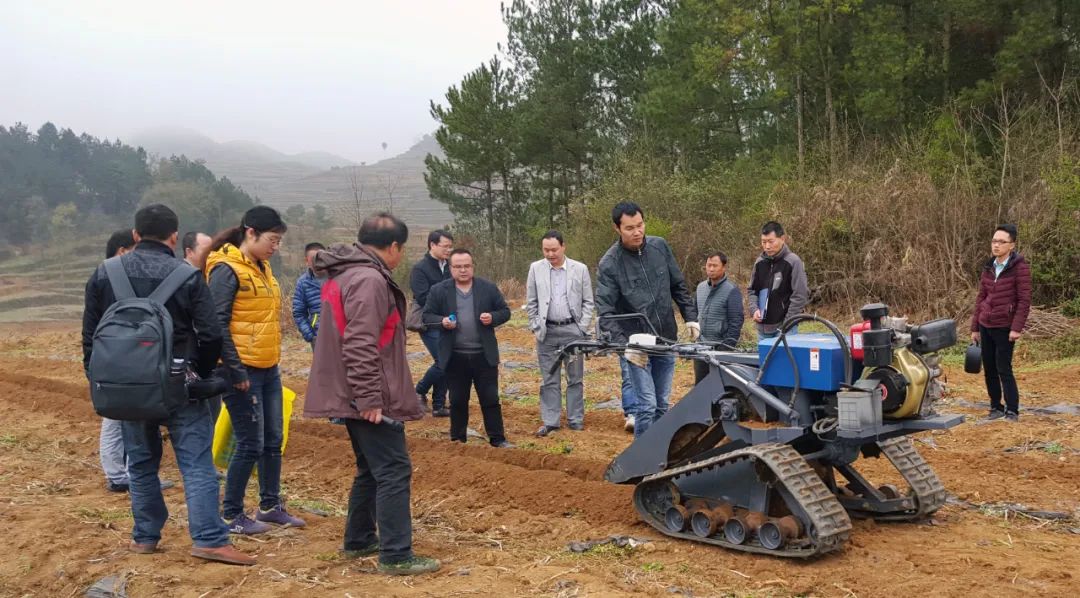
[191,544,256,566]
[129,541,159,554]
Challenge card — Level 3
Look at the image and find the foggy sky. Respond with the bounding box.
[2,0,507,163]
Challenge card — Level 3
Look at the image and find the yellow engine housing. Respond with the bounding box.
[861,347,930,419]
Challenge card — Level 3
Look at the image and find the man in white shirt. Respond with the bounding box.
[526,230,594,436]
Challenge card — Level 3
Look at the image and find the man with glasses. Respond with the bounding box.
[410,230,454,416]
[971,224,1031,422]
[422,250,514,447]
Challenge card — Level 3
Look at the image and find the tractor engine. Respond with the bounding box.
[585,302,964,557]
[851,303,955,422]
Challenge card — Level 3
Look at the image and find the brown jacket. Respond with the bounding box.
[303,243,422,422]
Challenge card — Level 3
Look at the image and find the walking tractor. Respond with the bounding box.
[555,303,963,557]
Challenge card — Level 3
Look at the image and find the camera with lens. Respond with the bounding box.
[171,359,230,401]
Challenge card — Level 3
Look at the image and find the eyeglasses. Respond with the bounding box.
[451,264,473,270]
[991,239,1013,245]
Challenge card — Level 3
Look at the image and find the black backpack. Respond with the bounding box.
[88,257,196,421]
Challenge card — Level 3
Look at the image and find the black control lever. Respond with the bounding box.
[547,339,617,376]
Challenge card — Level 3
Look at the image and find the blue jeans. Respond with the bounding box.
[222,365,284,519]
[758,325,798,340]
[100,417,128,485]
[619,357,638,417]
[627,354,676,438]
[121,400,229,548]
[206,396,222,424]
[415,329,447,410]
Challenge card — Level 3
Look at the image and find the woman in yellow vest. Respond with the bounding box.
[207,206,305,534]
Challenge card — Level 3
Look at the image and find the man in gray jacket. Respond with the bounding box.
[694,252,744,383]
[748,221,809,338]
[595,202,699,438]
[526,230,594,436]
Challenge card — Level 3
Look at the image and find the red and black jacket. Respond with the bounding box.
[971,252,1032,333]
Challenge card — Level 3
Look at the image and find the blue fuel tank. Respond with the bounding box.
[757,334,846,392]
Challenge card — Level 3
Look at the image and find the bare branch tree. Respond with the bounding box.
[382,171,401,213]
[1036,61,1069,160]
[342,165,366,231]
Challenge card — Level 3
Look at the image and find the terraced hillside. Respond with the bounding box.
[0,240,103,323]
[133,129,454,228]
[255,135,453,229]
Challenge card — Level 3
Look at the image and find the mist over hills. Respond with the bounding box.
[131,128,452,228]
[131,127,353,172]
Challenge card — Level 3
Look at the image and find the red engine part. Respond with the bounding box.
[850,321,871,361]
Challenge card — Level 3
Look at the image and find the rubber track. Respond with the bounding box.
[636,443,852,558]
[874,436,947,520]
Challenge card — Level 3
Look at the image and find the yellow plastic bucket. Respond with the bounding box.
[212,385,296,473]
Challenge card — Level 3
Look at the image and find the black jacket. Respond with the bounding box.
[409,252,451,307]
[422,277,510,369]
[747,244,809,333]
[82,240,222,377]
[595,236,697,344]
[206,264,246,383]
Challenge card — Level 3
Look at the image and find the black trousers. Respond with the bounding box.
[980,325,1020,414]
[344,418,413,564]
[445,351,506,445]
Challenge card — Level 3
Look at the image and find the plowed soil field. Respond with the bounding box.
[1,321,1079,597]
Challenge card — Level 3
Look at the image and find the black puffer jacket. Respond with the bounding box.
[82,240,223,377]
[595,236,697,344]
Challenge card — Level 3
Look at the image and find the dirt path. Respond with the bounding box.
[1,325,1079,597]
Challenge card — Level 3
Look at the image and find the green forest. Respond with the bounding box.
[426,0,1080,319]
[0,122,260,251]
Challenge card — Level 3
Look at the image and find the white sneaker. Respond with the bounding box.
[624,415,635,433]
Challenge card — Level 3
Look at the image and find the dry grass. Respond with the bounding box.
[411,494,511,551]
[498,278,526,304]
[779,163,989,320]
[1023,307,1078,339]
[22,478,76,496]
[73,506,132,526]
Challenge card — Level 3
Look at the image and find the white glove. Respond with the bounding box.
[686,322,701,341]
[624,348,649,368]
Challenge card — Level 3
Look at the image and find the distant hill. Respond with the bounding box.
[258,135,453,228]
[133,127,355,169]
[131,128,452,228]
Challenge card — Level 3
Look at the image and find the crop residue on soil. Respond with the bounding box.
[1,322,1079,597]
